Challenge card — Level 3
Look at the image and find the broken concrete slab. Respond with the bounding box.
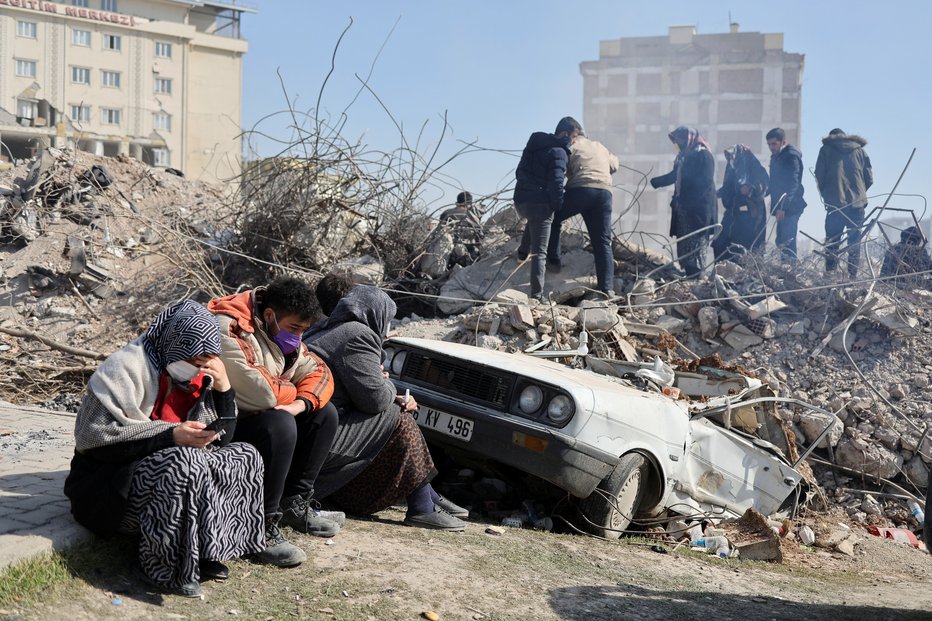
[735,538,782,562]
[491,289,529,306]
[509,304,535,331]
[746,296,788,320]
[652,315,687,335]
[576,305,619,332]
[721,323,763,351]
[797,410,843,448]
[868,295,919,337]
[697,306,719,339]
[835,434,904,479]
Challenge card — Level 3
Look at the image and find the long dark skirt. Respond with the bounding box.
[121,442,265,588]
[326,412,436,515]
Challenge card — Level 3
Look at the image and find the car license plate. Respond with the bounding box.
[412,407,473,442]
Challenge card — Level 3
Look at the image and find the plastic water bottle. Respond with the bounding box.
[909,500,925,523]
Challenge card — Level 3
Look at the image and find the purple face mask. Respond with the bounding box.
[268,312,302,355]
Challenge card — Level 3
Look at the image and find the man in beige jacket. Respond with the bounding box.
[546,134,619,297]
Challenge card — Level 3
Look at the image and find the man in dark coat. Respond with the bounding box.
[515,117,580,301]
[766,128,807,262]
[650,126,717,277]
[815,128,873,277]
[713,145,769,262]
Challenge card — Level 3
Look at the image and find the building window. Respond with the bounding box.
[72,29,91,47]
[101,70,121,88]
[71,66,91,85]
[152,148,171,167]
[15,59,37,78]
[101,108,121,125]
[70,104,92,122]
[16,21,37,38]
[103,34,121,51]
[101,0,118,11]
[153,112,172,132]
[71,0,89,6]
[17,99,38,120]
[155,41,172,59]
[154,78,172,95]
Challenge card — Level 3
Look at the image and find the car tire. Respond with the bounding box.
[581,453,648,540]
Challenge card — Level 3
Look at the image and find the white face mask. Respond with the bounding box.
[166,360,200,383]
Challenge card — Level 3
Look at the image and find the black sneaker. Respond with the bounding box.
[280,494,342,538]
[199,559,229,581]
[517,249,529,261]
[248,514,307,567]
[404,506,466,531]
[547,258,562,273]
[435,495,469,519]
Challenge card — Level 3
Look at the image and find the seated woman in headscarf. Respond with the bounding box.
[64,300,266,598]
[304,286,467,531]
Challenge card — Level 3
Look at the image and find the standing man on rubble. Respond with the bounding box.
[545,132,620,298]
[650,126,717,278]
[514,117,580,302]
[766,128,807,262]
[815,128,873,278]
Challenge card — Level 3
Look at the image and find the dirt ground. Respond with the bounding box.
[5,506,932,621]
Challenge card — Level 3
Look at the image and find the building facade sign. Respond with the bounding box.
[0,0,140,26]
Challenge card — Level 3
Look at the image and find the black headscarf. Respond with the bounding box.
[305,286,396,340]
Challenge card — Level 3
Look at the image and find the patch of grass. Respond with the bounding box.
[0,553,73,608]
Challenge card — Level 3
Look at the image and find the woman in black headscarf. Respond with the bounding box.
[650,125,717,277]
[65,300,265,597]
[305,286,467,531]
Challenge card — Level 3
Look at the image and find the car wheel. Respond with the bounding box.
[581,453,648,540]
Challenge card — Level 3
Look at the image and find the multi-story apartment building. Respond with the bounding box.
[580,24,804,246]
[0,0,253,185]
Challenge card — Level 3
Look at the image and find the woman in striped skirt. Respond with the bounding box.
[65,300,267,598]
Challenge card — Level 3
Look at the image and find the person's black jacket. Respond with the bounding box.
[651,147,717,238]
[815,133,873,209]
[513,132,571,210]
[768,144,807,216]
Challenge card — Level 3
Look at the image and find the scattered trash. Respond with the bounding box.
[422,611,440,621]
[866,526,921,549]
[111,599,123,606]
[484,526,505,536]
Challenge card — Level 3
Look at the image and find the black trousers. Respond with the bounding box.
[233,402,339,516]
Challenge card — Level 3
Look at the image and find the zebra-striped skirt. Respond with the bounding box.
[121,442,265,589]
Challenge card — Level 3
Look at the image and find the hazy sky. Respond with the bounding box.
[241,0,931,240]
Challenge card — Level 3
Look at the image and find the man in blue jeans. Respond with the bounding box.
[546,133,620,297]
[515,117,580,301]
[766,127,806,262]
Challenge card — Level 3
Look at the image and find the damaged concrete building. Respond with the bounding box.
[580,24,804,248]
[0,0,253,185]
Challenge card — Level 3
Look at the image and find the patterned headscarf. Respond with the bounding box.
[142,300,221,372]
[669,126,710,196]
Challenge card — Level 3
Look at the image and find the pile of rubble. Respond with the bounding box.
[1,148,928,535]
[0,148,228,401]
[392,229,932,531]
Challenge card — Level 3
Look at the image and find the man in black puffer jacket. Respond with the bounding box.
[766,128,807,262]
[815,128,873,277]
[515,117,580,301]
[650,126,717,277]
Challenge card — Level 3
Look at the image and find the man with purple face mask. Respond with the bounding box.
[208,277,344,566]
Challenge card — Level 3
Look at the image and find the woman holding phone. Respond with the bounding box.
[65,300,266,597]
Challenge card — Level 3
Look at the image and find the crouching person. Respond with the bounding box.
[208,277,343,567]
[64,301,266,597]
[304,286,468,530]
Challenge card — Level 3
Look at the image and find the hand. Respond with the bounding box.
[775,209,786,222]
[395,394,418,412]
[275,400,306,416]
[200,357,231,392]
[381,364,389,379]
[173,420,218,448]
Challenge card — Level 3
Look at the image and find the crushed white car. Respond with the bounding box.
[385,337,833,538]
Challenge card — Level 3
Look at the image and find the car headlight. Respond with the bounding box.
[518,385,544,413]
[547,395,574,424]
[391,350,407,375]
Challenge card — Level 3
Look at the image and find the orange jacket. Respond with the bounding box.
[207,289,333,413]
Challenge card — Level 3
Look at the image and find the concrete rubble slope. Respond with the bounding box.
[1,148,931,573]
